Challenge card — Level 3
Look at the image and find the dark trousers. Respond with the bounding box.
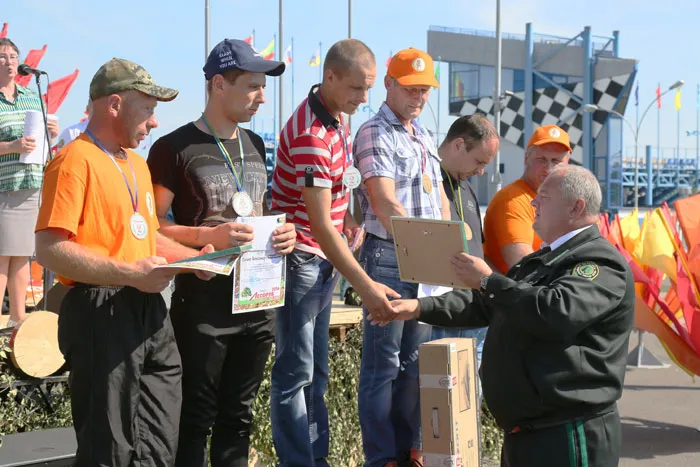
[58,285,182,467]
[501,408,621,467]
[170,279,275,467]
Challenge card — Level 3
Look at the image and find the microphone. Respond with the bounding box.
[18,64,48,77]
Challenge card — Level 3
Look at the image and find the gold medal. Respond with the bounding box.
[422,173,433,194]
[464,222,473,241]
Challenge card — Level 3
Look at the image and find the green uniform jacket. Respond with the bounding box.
[418,225,635,432]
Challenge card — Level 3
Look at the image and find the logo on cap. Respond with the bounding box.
[549,128,561,138]
[412,58,426,72]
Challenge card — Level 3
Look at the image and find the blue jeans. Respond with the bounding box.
[271,251,338,467]
[358,236,432,467]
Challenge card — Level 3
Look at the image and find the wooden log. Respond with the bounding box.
[9,310,64,378]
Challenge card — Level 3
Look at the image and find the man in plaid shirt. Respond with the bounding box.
[353,48,449,467]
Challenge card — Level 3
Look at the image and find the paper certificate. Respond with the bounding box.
[232,251,286,314]
[157,255,237,276]
[21,110,49,165]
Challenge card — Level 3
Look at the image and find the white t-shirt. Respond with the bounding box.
[57,120,88,150]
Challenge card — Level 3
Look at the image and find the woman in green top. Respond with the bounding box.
[0,38,59,326]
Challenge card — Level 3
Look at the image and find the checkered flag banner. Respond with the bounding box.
[456,73,632,164]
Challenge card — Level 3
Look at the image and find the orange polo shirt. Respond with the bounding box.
[483,179,543,273]
[36,134,159,285]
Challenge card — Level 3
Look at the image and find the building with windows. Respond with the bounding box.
[428,24,637,208]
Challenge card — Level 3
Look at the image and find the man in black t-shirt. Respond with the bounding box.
[147,39,295,467]
[431,115,499,367]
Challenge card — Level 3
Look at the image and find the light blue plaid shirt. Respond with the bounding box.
[353,103,443,240]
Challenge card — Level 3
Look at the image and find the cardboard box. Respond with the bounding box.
[419,338,480,467]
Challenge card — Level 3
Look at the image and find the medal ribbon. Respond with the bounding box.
[446,173,465,222]
[201,114,245,192]
[86,129,138,213]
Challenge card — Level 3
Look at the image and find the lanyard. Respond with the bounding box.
[337,123,352,167]
[85,129,138,213]
[200,115,245,192]
[446,173,465,222]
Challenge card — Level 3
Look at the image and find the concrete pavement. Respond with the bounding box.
[619,332,700,466]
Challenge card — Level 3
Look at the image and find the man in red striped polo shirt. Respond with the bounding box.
[270,39,399,467]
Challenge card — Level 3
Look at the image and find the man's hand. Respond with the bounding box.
[272,222,296,255]
[128,256,177,293]
[47,119,59,140]
[451,252,493,289]
[204,222,254,251]
[370,298,421,326]
[343,215,364,251]
[193,244,216,281]
[12,136,36,155]
[359,281,401,323]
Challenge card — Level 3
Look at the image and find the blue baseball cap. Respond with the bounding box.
[203,39,285,80]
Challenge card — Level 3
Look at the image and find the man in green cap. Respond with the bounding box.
[35,58,216,467]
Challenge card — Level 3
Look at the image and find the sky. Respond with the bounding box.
[3,0,700,158]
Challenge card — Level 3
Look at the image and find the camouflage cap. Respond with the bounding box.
[89,58,179,102]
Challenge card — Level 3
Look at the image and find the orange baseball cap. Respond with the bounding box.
[387,48,440,88]
[526,125,572,152]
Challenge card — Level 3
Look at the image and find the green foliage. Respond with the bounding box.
[249,325,503,466]
[0,337,72,438]
[242,287,252,297]
[1,328,503,465]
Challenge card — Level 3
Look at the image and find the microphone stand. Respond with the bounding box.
[30,73,55,311]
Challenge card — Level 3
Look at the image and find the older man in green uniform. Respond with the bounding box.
[387,165,635,467]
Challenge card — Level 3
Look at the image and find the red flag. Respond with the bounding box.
[14,45,48,87]
[0,23,7,38]
[598,213,610,239]
[656,83,662,109]
[42,69,79,114]
[674,193,700,251]
[243,34,254,46]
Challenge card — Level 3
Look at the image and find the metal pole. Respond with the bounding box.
[319,42,323,84]
[634,135,639,209]
[493,0,502,193]
[347,0,352,134]
[657,83,661,196]
[204,0,210,103]
[696,84,699,181]
[678,102,681,187]
[278,0,284,134]
[291,37,295,111]
[437,57,441,141]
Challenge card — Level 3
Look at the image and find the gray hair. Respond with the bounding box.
[550,165,602,216]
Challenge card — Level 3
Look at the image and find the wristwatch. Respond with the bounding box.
[479,274,491,292]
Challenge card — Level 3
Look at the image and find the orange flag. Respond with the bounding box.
[635,297,700,376]
[598,214,610,239]
[675,194,700,250]
[14,45,47,87]
[0,23,7,38]
[43,69,79,114]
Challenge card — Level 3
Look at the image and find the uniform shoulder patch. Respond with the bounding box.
[572,261,599,280]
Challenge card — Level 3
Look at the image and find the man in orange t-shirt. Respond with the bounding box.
[35,58,215,467]
[483,125,571,273]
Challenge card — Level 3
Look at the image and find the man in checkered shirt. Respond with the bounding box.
[353,48,450,467]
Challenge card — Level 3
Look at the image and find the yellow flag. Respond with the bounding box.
[675,87,682,111]
[634,208,677,281]
[619,208,641,256]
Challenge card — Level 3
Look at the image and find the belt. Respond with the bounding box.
[366,232,392,243]
[507,403,616,434]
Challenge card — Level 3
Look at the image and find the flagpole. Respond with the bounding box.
[319,42,323,84]
[251,29,256,133]
[677,97,681,187]
[291,37,295,111]
[437,57,441,141]
[657,82,661,188]
[273,33,277,155]
[204,0,210,103]
[696,84,699,174]
[278,0,284,136]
